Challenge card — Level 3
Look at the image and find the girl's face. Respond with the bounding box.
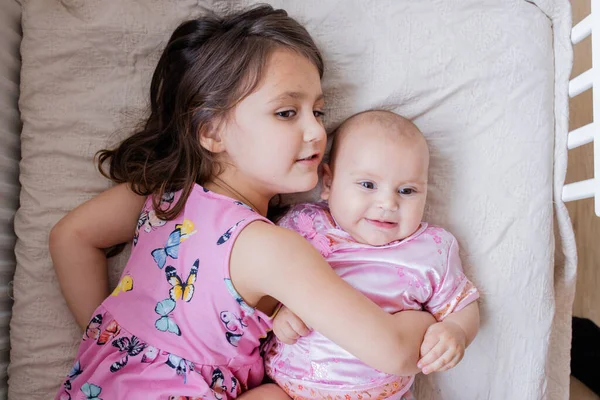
[217,49,327,198]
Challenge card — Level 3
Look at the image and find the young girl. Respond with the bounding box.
[49,6,436,400]
[265,111,480,400]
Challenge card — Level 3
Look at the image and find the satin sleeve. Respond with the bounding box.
[424,235,480,321]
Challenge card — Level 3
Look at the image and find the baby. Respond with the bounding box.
[265,110,480,400]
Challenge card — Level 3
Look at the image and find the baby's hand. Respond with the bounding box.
[273,306,311,345]
[417,320,466,375]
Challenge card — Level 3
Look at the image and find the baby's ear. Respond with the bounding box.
[320,163,333,201]
[199,119,226,153]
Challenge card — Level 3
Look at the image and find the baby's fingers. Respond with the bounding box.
[289,317,311,337]
[420,332,440,358]
[421,348,454,374]
[436,353,462,373]
[418,337,443,369]
[276,322,300,345]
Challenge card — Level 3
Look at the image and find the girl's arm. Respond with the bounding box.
[390,310,437,375]
[231,222,436,377]
[49,183,146,329]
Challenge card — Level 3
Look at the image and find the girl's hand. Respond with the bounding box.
[273,306,311,344]
[417,320,467,374]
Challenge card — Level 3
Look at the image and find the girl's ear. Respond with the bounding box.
[199,120,226,153]
[320,163,333,201]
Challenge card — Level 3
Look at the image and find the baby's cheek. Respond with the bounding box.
[403,213,422,236]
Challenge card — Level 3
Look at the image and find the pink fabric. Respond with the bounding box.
[265,203,479,399]
[55,186,274,400]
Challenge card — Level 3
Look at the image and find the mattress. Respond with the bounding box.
[9,0,575,399]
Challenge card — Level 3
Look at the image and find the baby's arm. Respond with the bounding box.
[442,301,480,347]
[416,230,480,374]
[417,302,480,374]
[49,183,145,329]
[231,222,436,376]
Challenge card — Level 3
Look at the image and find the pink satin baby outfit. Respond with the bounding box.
[56,186,274,400]
[264,203,479,400]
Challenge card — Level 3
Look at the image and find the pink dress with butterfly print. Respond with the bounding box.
[264,203,480,400]
[56,186,275,400]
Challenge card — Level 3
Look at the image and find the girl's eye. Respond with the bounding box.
[399,188,415,195]
[314,110,325,118]
[276,110,296,118]
[360,182,375,189]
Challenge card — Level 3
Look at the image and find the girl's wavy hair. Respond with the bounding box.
[97,4,324,220]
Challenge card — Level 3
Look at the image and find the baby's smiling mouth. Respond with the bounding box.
[365,219,398,229]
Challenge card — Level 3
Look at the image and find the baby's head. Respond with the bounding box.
[321,111,429,246]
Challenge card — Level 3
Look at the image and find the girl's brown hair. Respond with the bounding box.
[97,5,324,220]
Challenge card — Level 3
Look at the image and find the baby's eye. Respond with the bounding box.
[399,188,415,195]
[360,182,375,189]
[276,110,296,118]
[313,110,325,118]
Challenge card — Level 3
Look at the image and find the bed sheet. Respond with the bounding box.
[10,1,575,399]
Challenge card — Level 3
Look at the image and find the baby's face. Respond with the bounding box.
[321,124,428,246]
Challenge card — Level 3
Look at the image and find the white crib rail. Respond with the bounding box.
[563,4,600,215]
